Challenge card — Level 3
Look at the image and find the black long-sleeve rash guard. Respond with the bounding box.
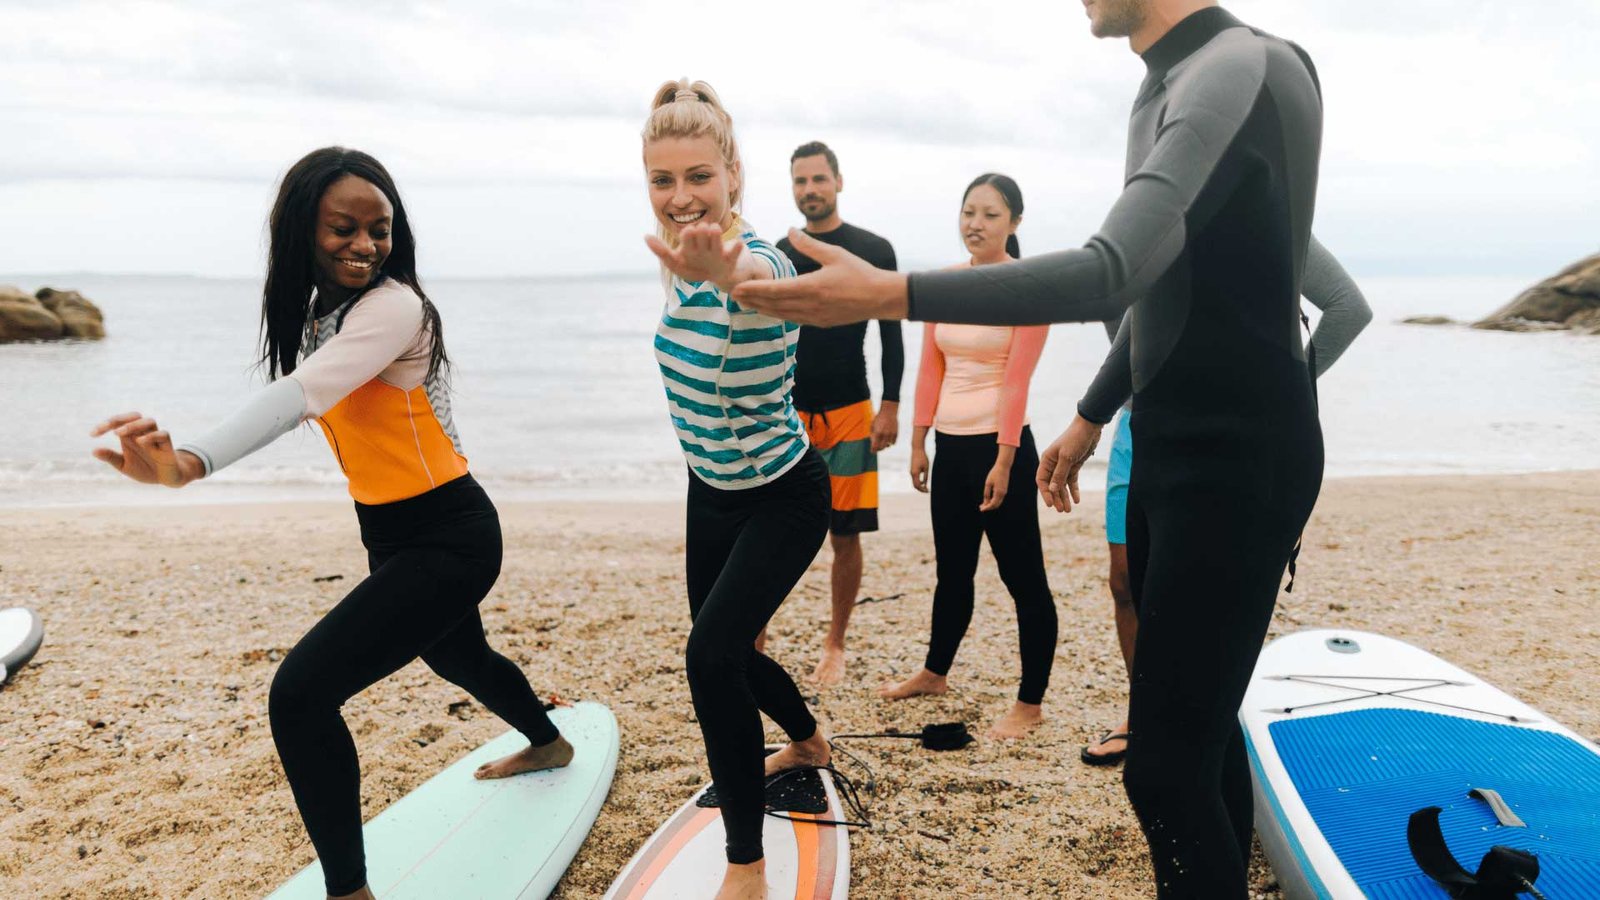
[908,7,1328,426]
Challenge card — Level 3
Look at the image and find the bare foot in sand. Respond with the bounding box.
[764,730,831,777]
[809,644,847,688]
[878,668,948,700]
[474,734,574,779]
[714,860,768,899]
[328,886,376,900]
[987,701,1044,740]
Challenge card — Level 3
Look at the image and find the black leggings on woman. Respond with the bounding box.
[925,427,1059,704]
[685,448,829,865]
[1121,406,1323,897]
[267,474,560,895]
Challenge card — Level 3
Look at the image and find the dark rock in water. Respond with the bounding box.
[1472,318,1569,333]
[1473,252,1600,333]
[0,285,66,342]
[1401,315,1455,326]
[1567,307,1600,335]
[0,285,107,342]
[36,287,106,340]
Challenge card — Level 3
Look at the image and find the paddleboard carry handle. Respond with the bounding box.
[1408,804,1546,899]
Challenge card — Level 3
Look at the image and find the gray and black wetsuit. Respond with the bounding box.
[906,8,1331,896]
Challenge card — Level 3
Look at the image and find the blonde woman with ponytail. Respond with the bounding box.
[642,78,832,900]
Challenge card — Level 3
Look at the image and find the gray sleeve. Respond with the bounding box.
[1077,314,1133,424]
[905,50,1267,325]
[175,377,308,476]
[1301,235,1372,377]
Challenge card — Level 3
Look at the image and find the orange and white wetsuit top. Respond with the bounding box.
[178,278,469,504]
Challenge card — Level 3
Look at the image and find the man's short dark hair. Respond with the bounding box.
[790,141,839,177]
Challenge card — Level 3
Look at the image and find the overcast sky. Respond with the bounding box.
[1,0,1596,280]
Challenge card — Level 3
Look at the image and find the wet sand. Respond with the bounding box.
[1,471,1596,898]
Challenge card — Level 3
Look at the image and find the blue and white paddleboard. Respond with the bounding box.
[1242,629,1600,899]
[0,607,44,685]
[269,701,618,900]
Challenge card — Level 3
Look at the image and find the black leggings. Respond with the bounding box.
[925,428,1059,705]
[1121,410,1322,898]
[685,449,828,865]
[267,475,559,895]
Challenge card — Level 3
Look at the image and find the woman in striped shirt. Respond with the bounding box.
[642,78,832,900]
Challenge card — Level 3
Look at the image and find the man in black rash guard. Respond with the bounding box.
[735,2,1338,895]
[775,141,904,688]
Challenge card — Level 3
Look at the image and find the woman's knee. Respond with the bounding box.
[684,629,745,690]
[268,657,334,726]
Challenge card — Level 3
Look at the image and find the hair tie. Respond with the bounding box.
[673,88,700,103]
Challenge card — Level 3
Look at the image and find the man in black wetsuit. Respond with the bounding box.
[736,3,1336,895]
[774,141,904,688]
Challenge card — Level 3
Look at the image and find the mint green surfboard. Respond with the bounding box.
[267,701,618,899]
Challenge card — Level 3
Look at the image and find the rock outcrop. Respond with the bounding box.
[0,286,66,342]
[1473,252,1600,334]
[36,288,106,339]
[0,286,106,342]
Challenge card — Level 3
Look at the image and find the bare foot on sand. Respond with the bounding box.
[878,668,948,700]
[473,734,575,779]
[809,645,847,688]
[714,860,768,899]
[764,730,831,777]
[987,702,1044,740]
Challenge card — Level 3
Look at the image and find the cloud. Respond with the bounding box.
[0,0,1595,277]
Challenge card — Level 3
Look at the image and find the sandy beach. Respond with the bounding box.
[0,470,1595,899]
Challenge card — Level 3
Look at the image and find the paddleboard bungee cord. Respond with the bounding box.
[1264,673,1534,722]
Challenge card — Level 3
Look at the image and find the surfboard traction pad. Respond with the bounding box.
[1269,707,1600,898]
[695,768,829,815]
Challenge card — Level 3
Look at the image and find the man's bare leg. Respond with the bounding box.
[810,532,861,687]
[1085,542,1136,760]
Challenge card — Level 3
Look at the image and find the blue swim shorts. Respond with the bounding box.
[1104,410,1133,545]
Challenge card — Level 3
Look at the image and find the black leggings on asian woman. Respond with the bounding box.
[684,449,829,865]
[267,475,560,896]
[925,427,1059,704]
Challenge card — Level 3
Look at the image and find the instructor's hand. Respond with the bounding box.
[732,229,910,326]
[1036,416,1102,514]
[91,412,203,488]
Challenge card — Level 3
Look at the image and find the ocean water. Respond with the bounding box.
[1,272,1595,508]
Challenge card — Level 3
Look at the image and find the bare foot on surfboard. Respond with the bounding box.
[987,701,1044,740]
[474,734,575,779]
[714,859,768,899]
[764,731,831,777]
[808,645,847,688]
[878,668,948,700]
[327,886,376,900]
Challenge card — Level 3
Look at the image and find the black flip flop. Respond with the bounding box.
[1079,731,1131,767]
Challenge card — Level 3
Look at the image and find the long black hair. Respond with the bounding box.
[260,147,447,381]
[962,172,1024,258]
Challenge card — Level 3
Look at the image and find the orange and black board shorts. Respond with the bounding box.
[799,398,879,535]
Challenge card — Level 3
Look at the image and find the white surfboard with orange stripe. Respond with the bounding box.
[604,768,851,899]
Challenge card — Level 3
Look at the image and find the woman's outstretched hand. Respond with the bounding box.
[91,412,203,488]
[1036,415,1103,513]
[645,222,744,292]
[732,229,911,326]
